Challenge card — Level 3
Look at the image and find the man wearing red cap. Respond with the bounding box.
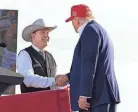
[60,4,120,112]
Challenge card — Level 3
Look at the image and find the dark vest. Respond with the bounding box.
[20,46,50,93]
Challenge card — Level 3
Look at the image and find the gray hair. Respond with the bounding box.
[74,17,93,25]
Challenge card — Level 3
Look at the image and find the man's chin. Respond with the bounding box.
[75,29,78,33]
[45,43,48,47]
[41,44,47,49]
[75,28,79,33]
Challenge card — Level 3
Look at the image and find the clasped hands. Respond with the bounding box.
[55,75,69,86]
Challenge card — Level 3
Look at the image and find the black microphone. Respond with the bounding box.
[0,42,6,48]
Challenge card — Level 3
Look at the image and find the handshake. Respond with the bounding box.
[55,75,69,86]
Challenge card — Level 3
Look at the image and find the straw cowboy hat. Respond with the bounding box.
[22,19,57,42]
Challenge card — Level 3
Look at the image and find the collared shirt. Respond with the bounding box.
[16,45,55,88]
[77,21,89,36]
[32,44,45,59]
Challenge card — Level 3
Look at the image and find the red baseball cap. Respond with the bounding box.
[65,4,92,22]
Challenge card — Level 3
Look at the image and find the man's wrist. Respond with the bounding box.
[51,77,56,86]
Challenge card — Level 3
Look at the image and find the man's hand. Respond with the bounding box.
[78,97,90,110]
[56,75,69,86]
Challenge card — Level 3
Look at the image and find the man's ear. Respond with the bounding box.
[78,19,80,25]
[78,19,81,27]
[30,33,34,41]
[32,32,36,38]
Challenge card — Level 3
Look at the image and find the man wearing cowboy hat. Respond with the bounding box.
[58,4,120,112]
[16,19,68,93]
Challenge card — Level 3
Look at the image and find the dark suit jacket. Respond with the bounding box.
[67,20,120,111]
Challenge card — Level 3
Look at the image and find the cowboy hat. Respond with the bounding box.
[22,19,57,42]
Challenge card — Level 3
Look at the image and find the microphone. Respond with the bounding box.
[0,42,6,48]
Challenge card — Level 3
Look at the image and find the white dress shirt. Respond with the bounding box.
[77,21,89,36]
[16,45,55,88]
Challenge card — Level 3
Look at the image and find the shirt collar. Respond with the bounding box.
[32,44,45,59]
[32,44,44,53]
[77,21,89,36]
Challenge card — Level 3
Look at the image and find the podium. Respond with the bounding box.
[0,67,24,95]
[0,89,71,112]
[0,67,71,112]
